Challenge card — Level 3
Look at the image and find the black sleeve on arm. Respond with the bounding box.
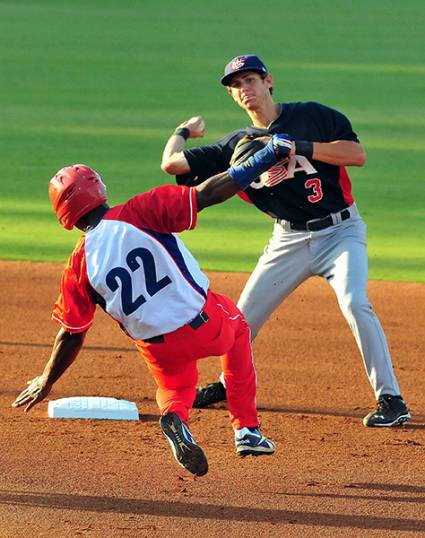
[176,130,246,186]
[308,102,360,143]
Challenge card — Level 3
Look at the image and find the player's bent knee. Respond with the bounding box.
[339,294,371,320]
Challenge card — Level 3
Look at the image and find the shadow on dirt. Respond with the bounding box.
[0,490,424,531]
[0,340,136,354]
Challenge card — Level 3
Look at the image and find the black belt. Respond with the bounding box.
[143,311,209,344]
[284,208,351,232]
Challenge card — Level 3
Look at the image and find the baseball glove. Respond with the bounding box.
[230,135,269,167]
[231,133,292,188]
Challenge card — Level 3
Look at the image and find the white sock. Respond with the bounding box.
[235,427,255,439]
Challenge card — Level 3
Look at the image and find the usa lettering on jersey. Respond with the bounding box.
[250,155,318,190]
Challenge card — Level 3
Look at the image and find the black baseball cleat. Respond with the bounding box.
[235,427,276,457]
[193,381,227,408]
[363,395,411,427]
[160,412,208,476]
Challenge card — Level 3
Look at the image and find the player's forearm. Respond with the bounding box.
[195,172,240,210]
[162,117,205,174]
[309,140,366,166]
[42,328,86,385]
[161,134,191,174]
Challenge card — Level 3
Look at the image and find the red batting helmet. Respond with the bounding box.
[49,164,108,230]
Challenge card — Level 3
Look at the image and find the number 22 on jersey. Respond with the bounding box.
[106,247,172,315]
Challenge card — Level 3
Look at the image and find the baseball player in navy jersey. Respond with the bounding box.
[161,54,410,428]
[12,137,290,476]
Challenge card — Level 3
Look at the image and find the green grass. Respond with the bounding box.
[0,0,424,281]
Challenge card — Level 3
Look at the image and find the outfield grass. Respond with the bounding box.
[0,0,424,281]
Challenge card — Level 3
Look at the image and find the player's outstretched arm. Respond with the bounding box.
[12,327,87,412]
[196,134,292,210]
[161,116,206,175]
[195,171,240,210]
[304,140,366,166]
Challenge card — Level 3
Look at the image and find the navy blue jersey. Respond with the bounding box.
[179,102,360,221]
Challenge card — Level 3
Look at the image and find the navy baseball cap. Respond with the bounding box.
[221,55,268,86]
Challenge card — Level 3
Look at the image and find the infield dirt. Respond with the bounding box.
[1,260,424,537]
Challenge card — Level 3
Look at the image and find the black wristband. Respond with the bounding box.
[173,127,190,140]
[294,140,314,160]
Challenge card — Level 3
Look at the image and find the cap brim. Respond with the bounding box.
[221,67,267,86]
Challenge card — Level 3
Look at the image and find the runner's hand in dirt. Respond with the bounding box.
[12,376,52,412]
[12,329,85,413]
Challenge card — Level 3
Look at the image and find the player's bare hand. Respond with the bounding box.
[12,376,52,412]
[179,116,205,138]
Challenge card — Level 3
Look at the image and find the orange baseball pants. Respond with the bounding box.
[135,290,258,430]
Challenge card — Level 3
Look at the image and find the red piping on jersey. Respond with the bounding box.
[339,166,355,205]
[51,314,94,333]
[237,191,253,204]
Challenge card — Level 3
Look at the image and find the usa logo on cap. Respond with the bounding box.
[231,56,247,70]
[221,54,268,86]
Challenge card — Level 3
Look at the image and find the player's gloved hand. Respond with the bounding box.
[228,133,293,190]
[12,375,53,412]
[245,126,270,138]
[267,134,293,160]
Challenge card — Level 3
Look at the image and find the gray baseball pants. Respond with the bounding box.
[236,204,401,399]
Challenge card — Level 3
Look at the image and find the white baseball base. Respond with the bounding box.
[48,396,139,421]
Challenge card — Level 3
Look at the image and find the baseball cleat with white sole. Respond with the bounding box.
[235,427,276,457]
[160,412,208,476]
[193,381,227,408]
[363,395,411,427]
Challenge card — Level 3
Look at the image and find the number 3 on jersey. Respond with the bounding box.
[305,178,323,203]
[106,247,172,315]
